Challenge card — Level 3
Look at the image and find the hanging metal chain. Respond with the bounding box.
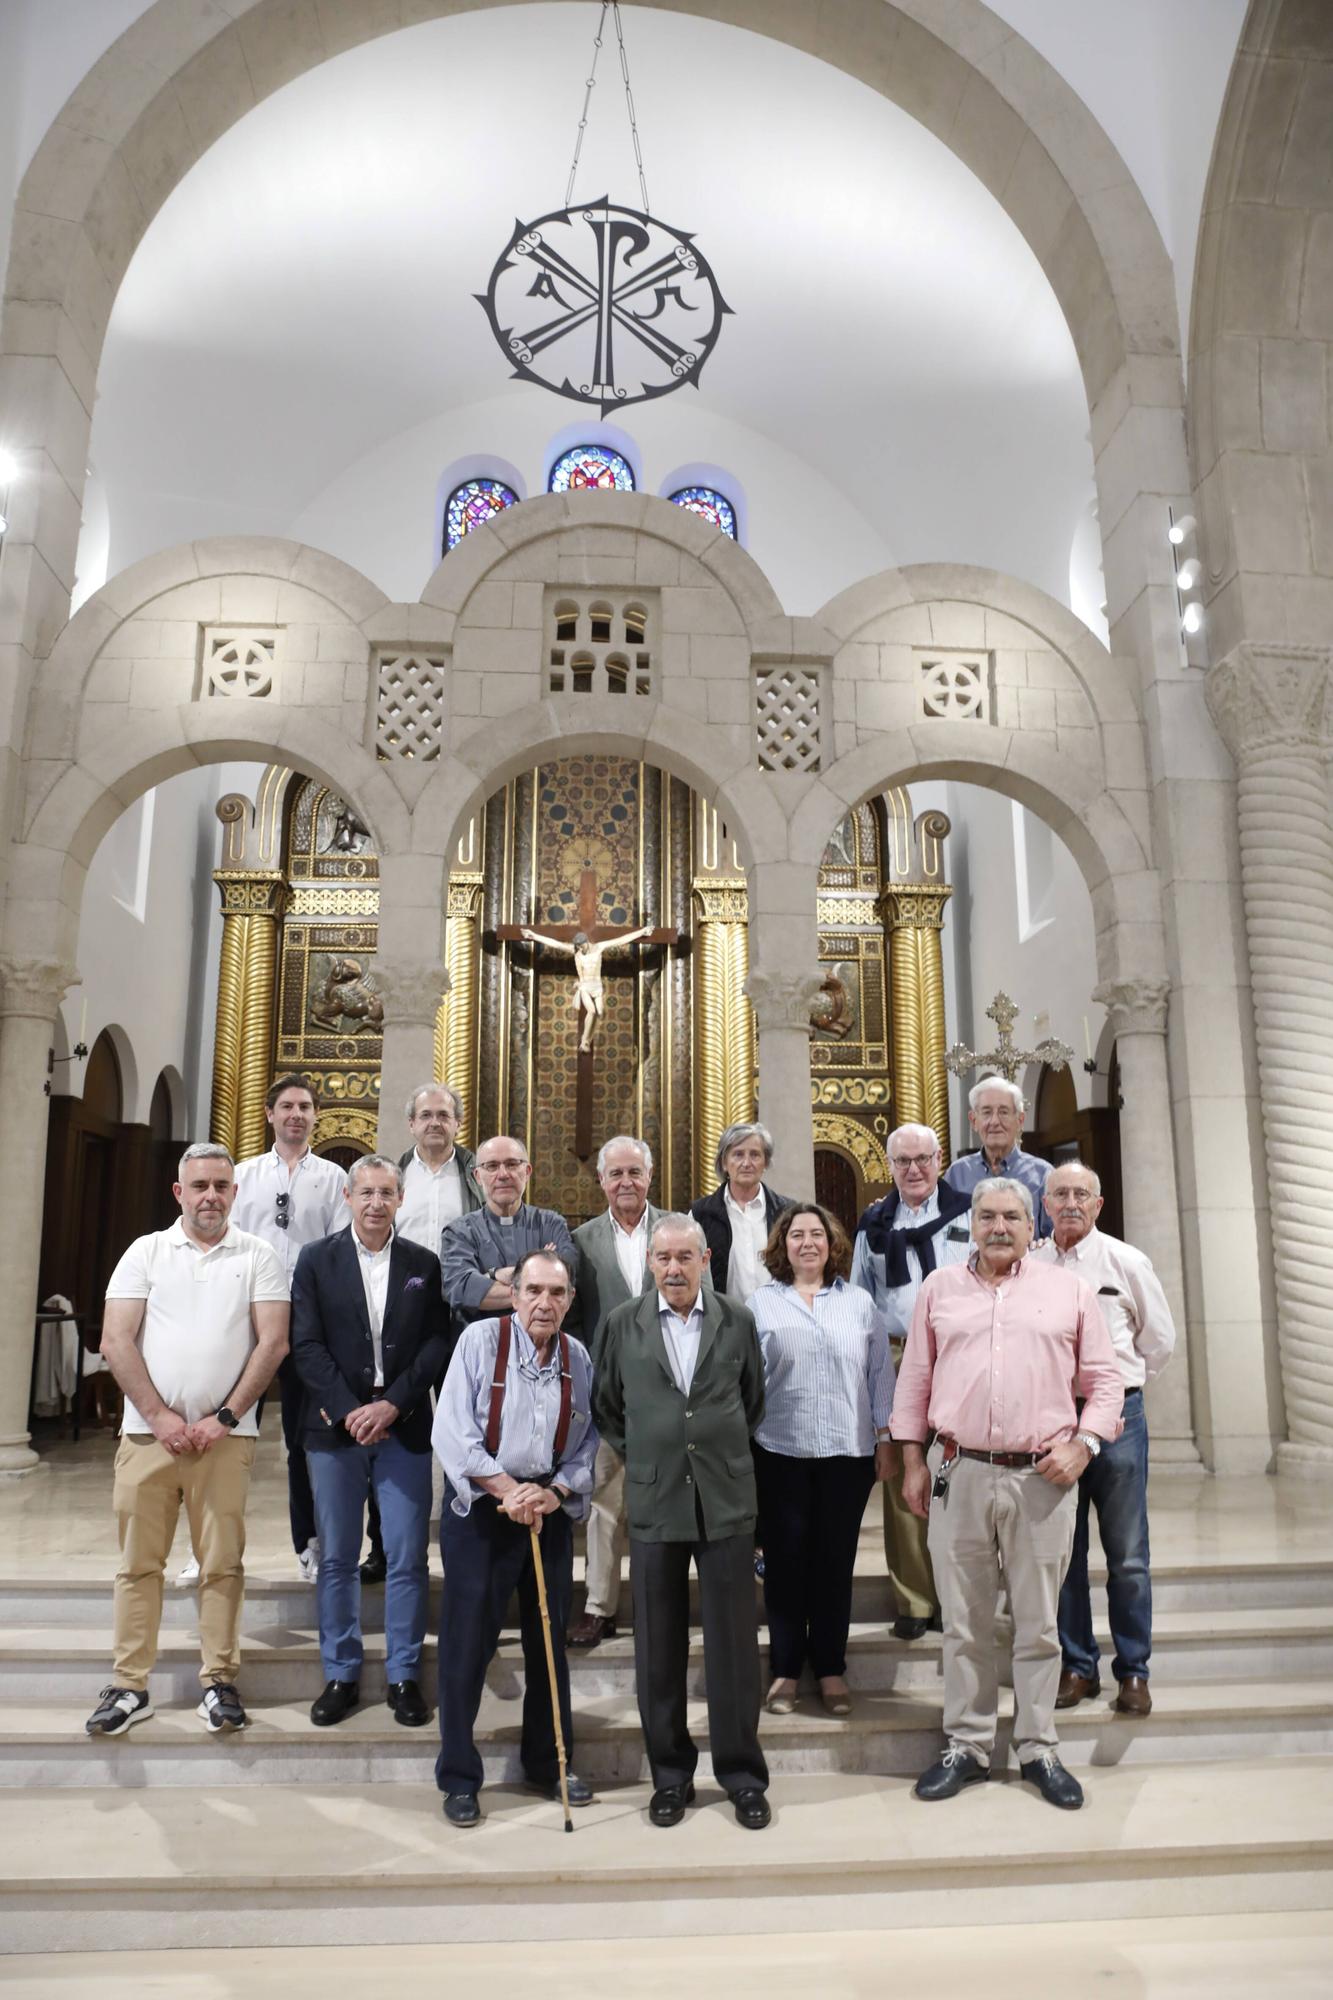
[565,1,650,211]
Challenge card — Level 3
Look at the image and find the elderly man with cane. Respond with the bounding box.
[431,1250,598,1827]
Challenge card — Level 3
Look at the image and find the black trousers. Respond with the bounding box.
[435,1489,574,1798]
[753,1444,876,1680]
[629,1527,768,1796]
[278,1357,316,1556]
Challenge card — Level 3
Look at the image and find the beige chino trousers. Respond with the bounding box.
[926,1450,1076,1764]
[583,1439,629,1621]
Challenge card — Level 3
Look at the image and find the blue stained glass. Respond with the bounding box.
[445,477,519,552]
[669,485,737,539]
[549,445,635,494]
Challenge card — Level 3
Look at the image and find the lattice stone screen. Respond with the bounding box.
[756,664,822,772]
[374,651,447,760]
[918,651,992,721]
[200,628,281,698]
[544,589,656,697]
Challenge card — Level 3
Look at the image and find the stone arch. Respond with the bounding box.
[89,1020,138,1126]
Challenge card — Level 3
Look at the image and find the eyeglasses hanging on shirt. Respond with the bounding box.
[274,1191,290,1231]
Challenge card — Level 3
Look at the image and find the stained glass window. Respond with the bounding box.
[549,445,635,494]
[669,485,737,539]
[444,477,519,552]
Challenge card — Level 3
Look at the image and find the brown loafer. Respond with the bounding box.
[566,1612,616,1649]
[1115,1674,1152,1716]
[1055,1669,1101,1709]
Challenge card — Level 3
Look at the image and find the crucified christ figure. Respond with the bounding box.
[520,924,654,1052]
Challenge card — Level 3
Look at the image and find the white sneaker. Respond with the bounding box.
[175,1555,200,1585]
[298,1539,320,1584]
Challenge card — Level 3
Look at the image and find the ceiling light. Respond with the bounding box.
[1175,557,1201,590]
[0,448,19,485]
[1168,513,1196,545]
[1182,602,1203,635]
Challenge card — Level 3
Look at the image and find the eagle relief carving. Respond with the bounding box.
[308,957,384,1034]
[809,969,855,1039]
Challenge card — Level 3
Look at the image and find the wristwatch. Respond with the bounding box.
[1075,1429,1101,1457]
[215,1406,240,1430]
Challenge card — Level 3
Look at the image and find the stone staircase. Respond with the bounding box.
[2,1546,1331,1950]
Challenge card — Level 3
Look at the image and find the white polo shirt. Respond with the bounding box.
[105,1221,289,1437]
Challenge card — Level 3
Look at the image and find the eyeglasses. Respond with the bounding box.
[275,1192,290,1230]
[891,1153,938,1172]
[477,1158,527,1173]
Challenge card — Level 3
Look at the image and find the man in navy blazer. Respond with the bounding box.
[291,1154,450,1730]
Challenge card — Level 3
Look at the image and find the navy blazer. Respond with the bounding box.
[689,1182,796,1295]
[290,1229,450,1453]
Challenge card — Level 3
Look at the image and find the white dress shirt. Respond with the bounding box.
[610,1211,649,1294]
[724,1185,772,1301]
[658,1296,705,1393]
[1034,1226,1176,1388]
[398,1149,464,1250]
[232,1146,349,1279]
[353,1228,394,1387]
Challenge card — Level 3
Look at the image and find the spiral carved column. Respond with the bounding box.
[693,879,754,1193]
[1207,644,1333,1473]
[436,877,482,1142]
[881,883,953,1165]
[211,873,285,1161]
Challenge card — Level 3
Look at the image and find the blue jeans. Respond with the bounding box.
[1058,1389,1152,1682]
[308,1434,432,1684]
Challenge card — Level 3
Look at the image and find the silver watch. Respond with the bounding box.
[1075,1429,1101,1458]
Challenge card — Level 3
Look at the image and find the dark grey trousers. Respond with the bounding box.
[629,1528,769,1796]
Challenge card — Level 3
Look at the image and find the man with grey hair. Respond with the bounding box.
[596,1213,770,1830]
[851,1122,971,1639]
[944,1074,1053,1239]
[290,1153,450,1730]
[87,1143,289,1739]
[1037,1161,1176,1717]
[891,1175,1122,1811]
[439,1134,576,1331]
[691,1122,796,1299]
[396,1083,482,1252]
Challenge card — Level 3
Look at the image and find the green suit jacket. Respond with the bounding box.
[594,1287,764,1543]
[571,1203,713,1371]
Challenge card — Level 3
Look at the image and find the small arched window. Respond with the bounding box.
[444,477,519,553]
[669,485,737,539]
[549,445,635,494]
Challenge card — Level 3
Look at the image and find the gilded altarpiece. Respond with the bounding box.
[812,803,894,1201]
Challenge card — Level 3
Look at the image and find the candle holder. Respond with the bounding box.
[44,1043,89,1095]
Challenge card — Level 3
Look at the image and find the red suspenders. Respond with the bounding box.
[484,1316,574,1467]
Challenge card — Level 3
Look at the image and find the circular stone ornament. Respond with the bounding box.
[478,197,730,415]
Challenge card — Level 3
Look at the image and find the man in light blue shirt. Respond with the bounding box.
[431,1250,597,1826]
[943,1074,1054,1239]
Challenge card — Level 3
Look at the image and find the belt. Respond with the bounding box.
[956,1446,1043,1469]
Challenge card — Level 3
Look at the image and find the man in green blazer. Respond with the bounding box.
[596,1213,770,1831]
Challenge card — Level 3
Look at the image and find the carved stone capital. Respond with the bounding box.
[376,962,450,1028]
[1205,644,1333,763]
[0,956,79,1021]
[745,966,825,1032]
[1093,977,1170,1036]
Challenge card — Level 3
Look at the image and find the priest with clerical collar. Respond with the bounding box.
[943,1074,1053,1237]
[438,1135,576,1330]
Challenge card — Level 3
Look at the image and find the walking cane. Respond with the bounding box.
[529,1520,574,1832]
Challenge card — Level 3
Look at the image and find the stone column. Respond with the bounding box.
[0,955,78,1474]
[1206,643,1333,1476]
[745,966,822,1199]
[1092,976,1200,1469]
[376,963,449,1156]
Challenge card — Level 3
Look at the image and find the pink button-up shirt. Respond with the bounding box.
[889,1253,1123,1451]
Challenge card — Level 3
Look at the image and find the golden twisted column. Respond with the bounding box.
[881,883,953,1166]
[210,913,246,1156]
[435,876,482,1142]
[211,872,286,1160]
[693,879,753,1192]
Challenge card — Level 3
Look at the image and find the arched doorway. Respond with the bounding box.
[1029,1052,1123,1239]
[39,1030,125,1319]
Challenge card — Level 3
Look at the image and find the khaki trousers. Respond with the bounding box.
[112,1433,257,1689]
[926,1452,1075,1764]
[883,1339,936,1619]
[583,1439,628,1620]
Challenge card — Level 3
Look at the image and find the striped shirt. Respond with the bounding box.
[747,1278,894,1459]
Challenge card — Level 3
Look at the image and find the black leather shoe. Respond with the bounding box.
[359,1550,387,1585]
[309,1679,359,1727]
[649,1780,695,1827]
[914,1746,989,1800]
[893,1615,930,1641]
[732,1788,771,1830]
[527,1772,594,1806]
[386,1679,429,1727]
[1020,1752,1084,1810]
[443,1792,481,1827]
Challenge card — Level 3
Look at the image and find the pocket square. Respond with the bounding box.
[404,1275,426,1293]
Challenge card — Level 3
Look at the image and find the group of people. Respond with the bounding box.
[83,1066,1175,1827]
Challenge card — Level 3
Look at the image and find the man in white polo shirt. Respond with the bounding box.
[87,1143,289,1739]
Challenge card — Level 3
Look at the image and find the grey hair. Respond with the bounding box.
[404,1082,464,1121]
[888,1123,941,1157]
[512,1248,575,1294]
[648,1212,709,1255]
[596,1134,654,1176]
[970,1175,1034,1221]
[178,1141,234,1179]
[347,1153,406,1193]
[968,1073,1025,1113]
[714,1122,774,1181]
[1047,1160,1102,1197]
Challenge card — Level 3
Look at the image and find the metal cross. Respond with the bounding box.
[944,990,1075,1085]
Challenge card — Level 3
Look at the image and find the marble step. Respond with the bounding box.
[2,1554,1326,1629]
[2,1677,1329,1790]
[3,1603,1330,1702]
[3,1760,1330,1953]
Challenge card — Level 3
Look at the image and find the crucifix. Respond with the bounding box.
[944,990,1074,1085]
[496,867,678,1161]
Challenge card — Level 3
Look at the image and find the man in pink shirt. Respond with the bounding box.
[891,1177,1122,1810]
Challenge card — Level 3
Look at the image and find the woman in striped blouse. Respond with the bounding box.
[749,1203,895,1717]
